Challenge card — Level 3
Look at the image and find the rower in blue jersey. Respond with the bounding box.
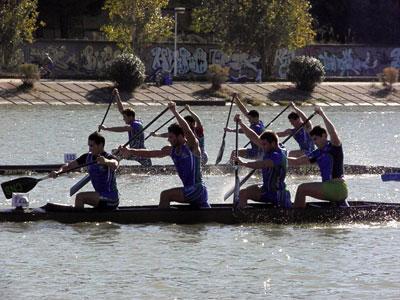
[277,102,315,157]
[119,102,209,209]
[288,106,348,208]
[150,105,209,166]
[99,88,152,167]
[232,114,291,209]
[225,96,264,159]
[50,132,119,210]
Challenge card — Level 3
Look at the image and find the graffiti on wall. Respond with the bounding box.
[22,41,400,79]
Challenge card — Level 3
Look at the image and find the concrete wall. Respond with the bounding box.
[21,40,400,79]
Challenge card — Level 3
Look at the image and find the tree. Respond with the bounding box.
[0,0,40,70]
[101,0,174,55]
[192,0,315,79]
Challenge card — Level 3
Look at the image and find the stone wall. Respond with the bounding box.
[21,40,400,80]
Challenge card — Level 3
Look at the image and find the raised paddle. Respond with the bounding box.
[243,103,291,148]
[144,108,186,141]
[70,106,170,196]
[233,119,240,207]
[224,111,317,201]
[1,162,95,199]
[68,93,115,196]
[215,95,235,165]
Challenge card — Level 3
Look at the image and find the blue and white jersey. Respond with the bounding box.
[291,127,315,154]
[170,144,203,187]
[261,147,287,195]
[128,120,145,149]
[249,120,265,153]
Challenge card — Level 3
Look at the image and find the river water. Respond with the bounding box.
[1,105,400,299]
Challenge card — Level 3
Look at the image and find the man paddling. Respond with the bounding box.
[150,105,209,165]
[231,114,291,209]
[99,88,152,167]
[225,96,264,159]
[277,102,315,157]
[287,106,348,208]
[119,102,210,209]
[50,132,119,210]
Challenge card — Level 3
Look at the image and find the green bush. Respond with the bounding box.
[19,63,40,88]
[207,64,229,90]
[108,53,146,92]
[287,56,325,92]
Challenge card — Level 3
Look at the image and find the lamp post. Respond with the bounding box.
[174,7,185,77]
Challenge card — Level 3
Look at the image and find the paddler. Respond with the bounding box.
[50,132,119,210]
[277,102,315,157]
[224,95,264,159]
[231,114,291,209]
[150,104,209,165]
[119,102,210,209]
[99,88,152,167]
[287,106,348,208]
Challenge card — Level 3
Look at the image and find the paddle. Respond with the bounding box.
[215,96,235,165]
[224,111,317,201]
[243,103,291,148]
[70,107,169,196]
[69,93,115,196]
[1,162,95,199]
[381,173,400,181]
[233,119,240,207]
[144,108,186,141]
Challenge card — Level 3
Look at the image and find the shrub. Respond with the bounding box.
[380,67,398,90]
[108,53,146,92]
[19,63,40,88]
[287,56,325,92]
[207,64,229,90]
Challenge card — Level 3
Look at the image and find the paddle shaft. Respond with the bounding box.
[224,112,317,201]
[144,108,185,141]
[233,120,240,205]
[215,96,235,165]
[98,93,114,131]
[243,104,291,148]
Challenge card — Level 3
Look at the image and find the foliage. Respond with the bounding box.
[207,64,229,90]
[108,53,146,92]
[287,56,325,92]
[19,63,40,88]
[380,67,399,90]
[101,0,174,54]
[0,0,41,70]
[192,0,315,79]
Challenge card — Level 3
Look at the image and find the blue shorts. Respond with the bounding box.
[97,196,119,211]
[260,188,292,208]
[183,184,210,208]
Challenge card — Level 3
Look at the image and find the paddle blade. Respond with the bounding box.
[381,173,400,182]
[1,177,39,199]
[70,174,91,196]
[215,139,225,165]
[233,170,240,205]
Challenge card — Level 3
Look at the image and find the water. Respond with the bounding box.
[1,105,400,299]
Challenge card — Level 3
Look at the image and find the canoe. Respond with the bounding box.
[0,163,399,176]
[1,201,400,224]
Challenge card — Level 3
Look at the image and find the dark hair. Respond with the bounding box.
[247,110,259,118]
[168,123,184,136]
[260,130,278,144]
[310,125,327,137]
[184,115,195,124]
[88,132,105,146]
[288,112,299,120]
[122,108,135,118]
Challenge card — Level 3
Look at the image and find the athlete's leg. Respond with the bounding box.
[237,184,263,208]
[75,191,101,208]
[294,182,326,208]
[159,187,186,208]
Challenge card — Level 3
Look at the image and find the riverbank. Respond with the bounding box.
[0,79,399,106]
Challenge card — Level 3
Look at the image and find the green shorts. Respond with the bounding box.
[322,180,348,202]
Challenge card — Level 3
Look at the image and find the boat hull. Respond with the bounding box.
[1,202,400,224]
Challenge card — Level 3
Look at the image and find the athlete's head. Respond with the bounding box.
[247,110,259,125]
[310,125,328,149]
[122,108,135,124]
[88,132,105,154]
[184,115,196,130]
[259,130,279,152]
[167,123,185,146]
[288,112,302,127]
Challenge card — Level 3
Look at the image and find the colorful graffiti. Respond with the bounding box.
[21,41,400,79]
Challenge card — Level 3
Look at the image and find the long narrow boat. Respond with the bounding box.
[1,201,400,224]
[1,163,399,176]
